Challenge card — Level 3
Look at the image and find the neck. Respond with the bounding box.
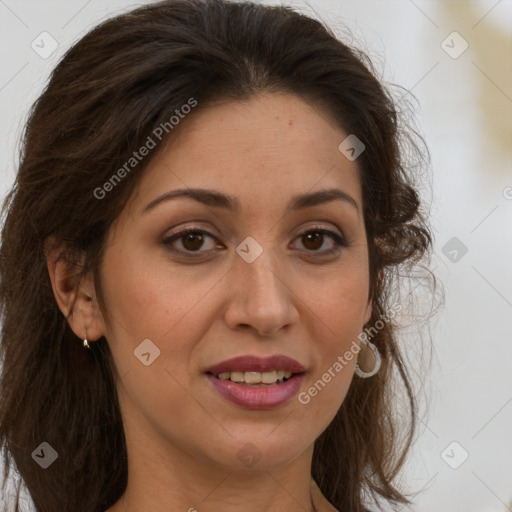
[108,433,322,512]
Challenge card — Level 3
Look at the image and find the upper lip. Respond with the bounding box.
[206,355,306,376]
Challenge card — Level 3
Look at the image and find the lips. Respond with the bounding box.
[206,354,306,376]
[205,355,307,409]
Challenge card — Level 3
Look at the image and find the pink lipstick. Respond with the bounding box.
[205,355,306,410]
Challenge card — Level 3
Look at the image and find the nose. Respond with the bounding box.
[223,248,298,338]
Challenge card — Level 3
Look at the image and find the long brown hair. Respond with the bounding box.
[0,1,436,511]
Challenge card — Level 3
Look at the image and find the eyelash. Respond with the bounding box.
[162,225,348,258]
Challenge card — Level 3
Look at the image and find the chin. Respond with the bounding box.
[202,434,310,472]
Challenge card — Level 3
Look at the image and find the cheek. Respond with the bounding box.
[98,247,220,423]
[306,266,369,341]
[313,287,364,388]
[99,245,222,365]
[298,272,368,413]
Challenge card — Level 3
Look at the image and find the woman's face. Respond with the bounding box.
[97,92,371,472]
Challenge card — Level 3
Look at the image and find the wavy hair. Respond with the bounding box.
[0,1,436,510]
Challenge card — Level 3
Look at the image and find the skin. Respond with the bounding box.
[47,92,372,512]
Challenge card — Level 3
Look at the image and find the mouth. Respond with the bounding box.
[204,355,306,409]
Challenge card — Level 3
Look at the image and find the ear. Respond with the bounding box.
[45,236,106,343]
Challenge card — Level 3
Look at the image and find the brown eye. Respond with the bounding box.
[181,231,206,251]
[163,229,218,255]
[294,228,348,254]
[302,232,323,250]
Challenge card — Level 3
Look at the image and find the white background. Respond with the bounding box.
[0,1,511,511]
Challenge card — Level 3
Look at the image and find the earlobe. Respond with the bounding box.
[45,238,105,342]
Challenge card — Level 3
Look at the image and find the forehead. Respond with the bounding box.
[128,92,363,215]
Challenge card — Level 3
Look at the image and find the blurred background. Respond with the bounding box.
[0,1,511,511]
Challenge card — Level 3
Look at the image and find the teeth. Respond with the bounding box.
[261,370,277,384]
[230,371,245,383]
[216,370,293,384]
[245,371,263,384]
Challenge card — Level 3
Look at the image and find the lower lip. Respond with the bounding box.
[206,373,305,410]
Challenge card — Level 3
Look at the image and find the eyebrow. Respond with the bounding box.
[142,186,359,215]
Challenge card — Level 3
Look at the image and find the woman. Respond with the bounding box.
[0,0,435,511]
